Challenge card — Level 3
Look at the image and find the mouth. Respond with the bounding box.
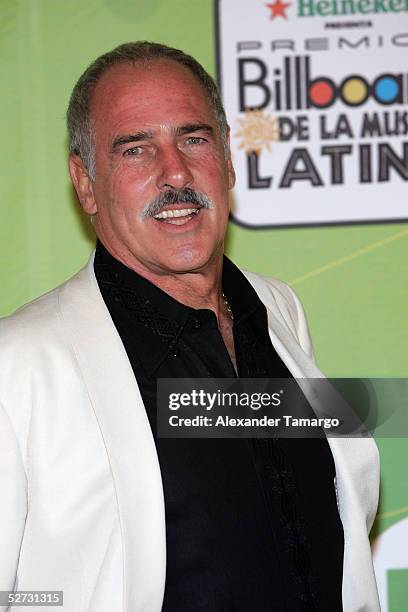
[153,207,201,226]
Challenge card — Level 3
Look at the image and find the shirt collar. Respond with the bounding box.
[94,241,264,377]
[94,241,194,376]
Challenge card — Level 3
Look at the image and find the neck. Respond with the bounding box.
[101,241,228,321]
[147,265,224,317]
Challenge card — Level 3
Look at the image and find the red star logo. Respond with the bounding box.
[266,0,291,19]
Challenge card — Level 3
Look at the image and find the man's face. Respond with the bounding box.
[70,59,235,278]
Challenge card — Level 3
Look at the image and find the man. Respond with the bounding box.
[0,42,379,611]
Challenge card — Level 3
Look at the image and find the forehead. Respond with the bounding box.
[89,59,216,135]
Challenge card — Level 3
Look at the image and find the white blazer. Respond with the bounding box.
[0,255,380,611]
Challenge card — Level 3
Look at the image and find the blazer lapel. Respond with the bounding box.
[58,254,166,612]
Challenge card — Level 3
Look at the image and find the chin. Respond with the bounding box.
[166,248,217,274]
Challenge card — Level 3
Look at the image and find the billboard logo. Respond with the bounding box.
[239,55,408,112]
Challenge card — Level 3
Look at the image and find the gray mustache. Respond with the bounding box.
[142,188,213,218]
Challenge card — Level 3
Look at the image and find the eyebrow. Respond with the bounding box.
[175,123,214,137]
[111,123,215,152]
[111,131,153,151]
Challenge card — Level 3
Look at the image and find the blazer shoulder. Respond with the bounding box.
[0,263,91,346]
[0,266,92,387]
[0,268,92,442]
[242,269,316,361]
[0,284,64,348]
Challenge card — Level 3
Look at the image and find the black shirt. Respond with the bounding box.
[94,241,344,611]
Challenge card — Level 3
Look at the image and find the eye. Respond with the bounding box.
[123,146,143,156]
[185,136,206,145]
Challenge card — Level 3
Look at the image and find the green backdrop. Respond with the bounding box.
[1,1,407,609]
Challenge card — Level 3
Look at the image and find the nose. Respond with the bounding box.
[156,145,194,191]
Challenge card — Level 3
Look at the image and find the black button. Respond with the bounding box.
[193,319,202,329]
[168,340,178,357]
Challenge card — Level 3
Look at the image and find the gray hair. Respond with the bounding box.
[66,41,228,179]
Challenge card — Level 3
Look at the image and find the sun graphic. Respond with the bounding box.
[235,110,280,154]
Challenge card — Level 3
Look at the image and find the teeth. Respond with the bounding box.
[154,208,199,220]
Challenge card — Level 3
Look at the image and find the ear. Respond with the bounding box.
[225,127,236,190]
[69,155,97,215]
